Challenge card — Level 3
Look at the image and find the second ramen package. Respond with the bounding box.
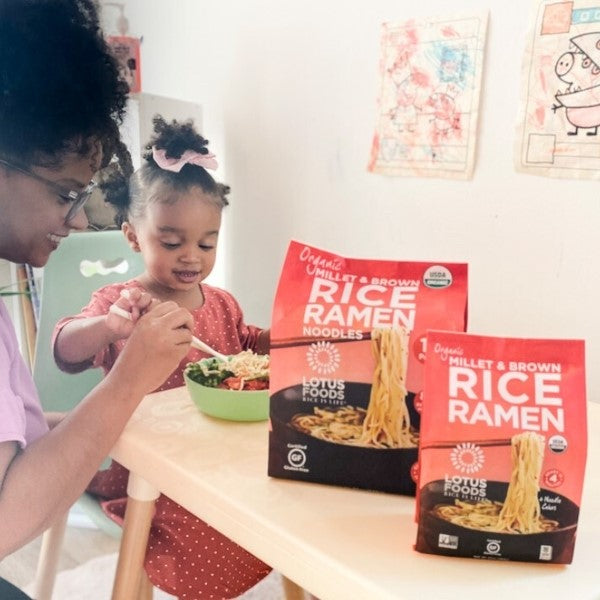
[416,331,587,563]
[268,240,468,495]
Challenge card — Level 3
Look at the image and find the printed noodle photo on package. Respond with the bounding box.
[268,240,468,495]
[415,331,587,563]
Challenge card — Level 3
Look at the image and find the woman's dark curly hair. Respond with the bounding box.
[106,115,230,227]
[0,0,131,174]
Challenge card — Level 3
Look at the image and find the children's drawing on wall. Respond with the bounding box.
[107,35,142,94]
[516,1,600,179]
[367,14,488,180]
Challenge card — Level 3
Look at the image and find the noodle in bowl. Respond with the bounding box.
[269,382,420,495]
[184,353,269,422]
[288,328,418,450]
[417,479,579,563]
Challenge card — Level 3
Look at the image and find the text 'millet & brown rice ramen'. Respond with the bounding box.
[416,331,586,563]
[268,240,468,495]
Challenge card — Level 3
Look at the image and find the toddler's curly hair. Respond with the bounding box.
[106,115,230,226]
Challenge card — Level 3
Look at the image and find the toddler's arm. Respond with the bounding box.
[54,288,154,367]
[257,328,271,355]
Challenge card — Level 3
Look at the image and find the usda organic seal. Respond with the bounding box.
[423,265,453,288]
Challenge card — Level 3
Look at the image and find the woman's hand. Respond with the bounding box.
[109,300,194,396]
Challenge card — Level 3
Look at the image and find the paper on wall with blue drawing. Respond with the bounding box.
[367,13,488,180]
[516,0,600,179]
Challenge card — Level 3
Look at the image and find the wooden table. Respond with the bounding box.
[109,387,600,600]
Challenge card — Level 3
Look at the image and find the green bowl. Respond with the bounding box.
[184,372,269,422]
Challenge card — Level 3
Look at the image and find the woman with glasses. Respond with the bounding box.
[0,1,195,594]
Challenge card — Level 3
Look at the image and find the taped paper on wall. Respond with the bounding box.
[516,0,600,179]
[368,13,488,180]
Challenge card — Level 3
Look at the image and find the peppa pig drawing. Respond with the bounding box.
[552,32,600,135]
[517,0,600,178]
[388,53,420,133]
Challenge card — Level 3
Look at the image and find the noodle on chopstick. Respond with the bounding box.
[291,327,417,448]
[360,327,414,448]
[433,432,559,534]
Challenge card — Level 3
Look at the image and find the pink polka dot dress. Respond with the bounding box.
[53,281,272,599]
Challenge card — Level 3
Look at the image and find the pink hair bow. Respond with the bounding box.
[152,146,218,172]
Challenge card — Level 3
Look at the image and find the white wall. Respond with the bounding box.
[110,1,600,402]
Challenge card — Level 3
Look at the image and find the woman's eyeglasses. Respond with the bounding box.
[0,158,96,222]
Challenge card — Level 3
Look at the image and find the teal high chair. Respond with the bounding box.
[31,230,146,600]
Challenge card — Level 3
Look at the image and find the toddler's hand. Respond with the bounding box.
[110,300,194,395]
[106,288,155,338]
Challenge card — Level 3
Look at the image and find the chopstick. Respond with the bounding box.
[420,438,512,450]
[270,331,372,349]
[109,304,228,361]
[188,337,229,361]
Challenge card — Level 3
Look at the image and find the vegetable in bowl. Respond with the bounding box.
[184,351,270,421]
[184,350,269,391]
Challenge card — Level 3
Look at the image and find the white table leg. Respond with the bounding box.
[281,575,307,600]
[111,474,159,600]
[32,511,69,600]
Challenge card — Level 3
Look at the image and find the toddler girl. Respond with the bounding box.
[52,116,271,599]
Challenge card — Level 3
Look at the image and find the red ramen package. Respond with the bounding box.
[268,240,468,495]
[416,331,587,563]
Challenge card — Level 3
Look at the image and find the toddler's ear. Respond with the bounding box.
[122,222,141,252]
